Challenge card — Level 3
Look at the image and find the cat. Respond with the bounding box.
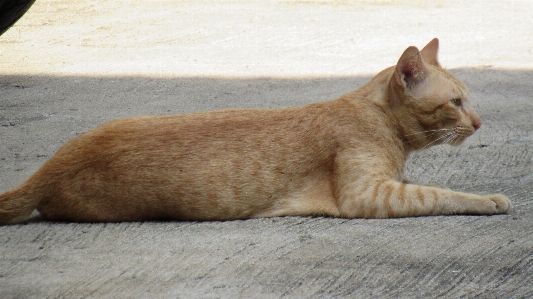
[0,38,510,224]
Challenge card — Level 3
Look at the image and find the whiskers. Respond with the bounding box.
[421,130,459,150]
[405,128,461,150]
[404,128,452,137]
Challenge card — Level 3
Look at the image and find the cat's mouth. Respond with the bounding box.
[418,126,474,149]
[439,126,475,146]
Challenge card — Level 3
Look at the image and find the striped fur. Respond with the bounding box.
[0,38,510,224]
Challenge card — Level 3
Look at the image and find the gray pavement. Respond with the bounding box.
[1,1,533,298]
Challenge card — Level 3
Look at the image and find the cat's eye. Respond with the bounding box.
[451,98,462,107]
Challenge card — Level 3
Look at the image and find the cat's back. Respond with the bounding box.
[71,104,327,151]
[45,102,348,175]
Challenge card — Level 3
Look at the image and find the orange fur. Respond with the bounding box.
[0,38,510,224]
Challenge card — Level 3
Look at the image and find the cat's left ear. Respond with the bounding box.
[394,46,429,92]
[420,38,441,67]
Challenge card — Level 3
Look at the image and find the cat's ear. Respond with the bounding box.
[420,38,441,67]
[394,46,429,92]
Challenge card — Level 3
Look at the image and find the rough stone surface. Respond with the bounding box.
[1,1,532,298]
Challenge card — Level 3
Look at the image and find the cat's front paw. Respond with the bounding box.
[484,194,511,214]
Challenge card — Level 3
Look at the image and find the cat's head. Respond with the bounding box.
[389,38,482,151]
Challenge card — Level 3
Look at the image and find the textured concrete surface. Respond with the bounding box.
[1,1,532,298]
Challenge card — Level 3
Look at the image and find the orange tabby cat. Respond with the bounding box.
[0,38,510,224]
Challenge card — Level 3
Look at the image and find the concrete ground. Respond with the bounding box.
[1,0,532,298]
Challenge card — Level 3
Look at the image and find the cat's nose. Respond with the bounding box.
[470,111,482,131]
[472,116,482,131]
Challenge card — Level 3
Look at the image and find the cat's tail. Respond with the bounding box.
[0,183,41,225]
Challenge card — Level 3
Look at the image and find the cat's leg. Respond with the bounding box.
[338,179,510,218]
[402,179,448,189]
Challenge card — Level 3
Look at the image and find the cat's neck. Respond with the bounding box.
[348,67,419,154]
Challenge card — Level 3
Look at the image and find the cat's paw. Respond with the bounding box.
[484,194,511,214]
